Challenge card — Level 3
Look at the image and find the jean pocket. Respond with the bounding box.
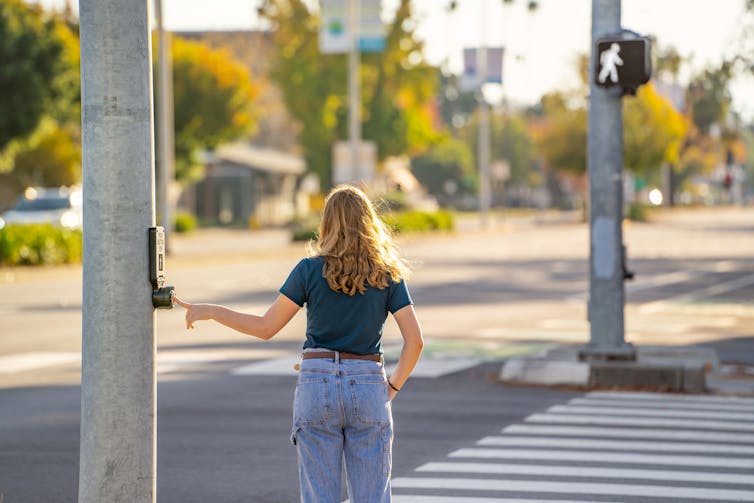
[348,378,391,426]
[293,376,331,426]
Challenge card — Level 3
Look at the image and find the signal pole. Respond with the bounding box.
[348,0,361,182]
[581,0,635,361]
[155,0,175,245]
[78,1,157,501]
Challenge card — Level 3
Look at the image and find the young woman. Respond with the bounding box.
[174,185,423,502]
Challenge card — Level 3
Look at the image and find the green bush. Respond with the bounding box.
[381,210,455,233]
[626,203,649,222]
[174,211,198,233]
[0,224,82,266]
[292,226,318,242]
[290,215,320,242]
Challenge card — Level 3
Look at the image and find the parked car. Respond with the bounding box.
[0,186,83,230]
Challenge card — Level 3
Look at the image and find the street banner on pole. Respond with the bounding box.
[460,47,504,91]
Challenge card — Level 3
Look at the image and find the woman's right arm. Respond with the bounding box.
[387,305,424,401]
[173,294,300,340]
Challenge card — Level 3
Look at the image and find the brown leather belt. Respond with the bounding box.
[302,351,382,362]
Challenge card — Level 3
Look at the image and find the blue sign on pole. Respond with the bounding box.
[358,1,385,52]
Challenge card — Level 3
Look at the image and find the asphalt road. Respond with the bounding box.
[2,207,754,502]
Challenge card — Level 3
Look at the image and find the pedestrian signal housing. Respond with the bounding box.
[594,34,651,96]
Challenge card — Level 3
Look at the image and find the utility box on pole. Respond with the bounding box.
[78,1,157,501]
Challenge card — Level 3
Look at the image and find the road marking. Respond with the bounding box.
[477,435,754,454]
[386,357,481,378]
[231,355,299,376]
[503,423,754,443]
[638,272,754,314]
[569,397,754,412]
[390,477,754,501]
[473,327,586,342]
[587,390,754,405]
[231,355,483,378]
[526,413,754,431]
[416,462,754,485]
[548,404,754,421]
[448,448,754,469]
[0,352,80,373]
[157,348,290,374]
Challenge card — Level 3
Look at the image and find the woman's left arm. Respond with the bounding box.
[173,294,300,340]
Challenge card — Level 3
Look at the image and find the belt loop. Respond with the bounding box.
[335,350,340,376]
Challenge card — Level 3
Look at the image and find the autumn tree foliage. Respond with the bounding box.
[0,1,78,151]
[170,37,260,181]
[259,0,440,187]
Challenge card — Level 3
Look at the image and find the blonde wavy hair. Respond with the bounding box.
[309,185,407,296]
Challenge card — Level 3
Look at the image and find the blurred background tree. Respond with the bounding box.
[0,1,80,197]
[623,83,687,177]
[170,37,260,182]
[410,137,475,200]
[534,92,587,176]
[259,0,440,188]
[0,1,77,151]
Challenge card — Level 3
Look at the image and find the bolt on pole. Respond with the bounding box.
[581,0,635,361]
[78,1,157,501]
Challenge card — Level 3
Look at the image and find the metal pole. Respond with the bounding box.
[78,0,157,501]
[348,0,361,183]
[155,0,175,244]
[581,0,635,360]
[478,1,491,225]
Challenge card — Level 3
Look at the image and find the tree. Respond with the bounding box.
[686,62,734,136]
[534,92,588,175]
[170,37,259,181]
[623,83,687,177]
[489,113,537,186]
[9,118,81,189]
[0,1,78,152]
[410,137,474,198]
[259,0,440,188]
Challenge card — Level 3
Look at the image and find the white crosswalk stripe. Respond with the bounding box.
[230,354,482,377]
[380,390,754,503]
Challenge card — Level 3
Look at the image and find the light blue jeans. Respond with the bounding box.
[291,352,393,503]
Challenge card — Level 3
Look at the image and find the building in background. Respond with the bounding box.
[181,143,305,227]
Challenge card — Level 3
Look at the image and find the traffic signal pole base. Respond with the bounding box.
[501,345,715,393]
[578,342,636,362]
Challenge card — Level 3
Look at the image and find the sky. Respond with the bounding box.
[37,0,754,121]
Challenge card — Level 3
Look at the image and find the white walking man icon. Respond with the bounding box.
[598,42,623,84]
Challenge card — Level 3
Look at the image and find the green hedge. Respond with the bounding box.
[626,203,650,222]
[381,210,455,233]
[0,224,82,266]
[174,211,198,233]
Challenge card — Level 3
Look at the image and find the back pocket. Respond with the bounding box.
[348,378,391,426]
[294,376,331,426]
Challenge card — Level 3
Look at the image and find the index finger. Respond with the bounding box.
[172,295,190,309]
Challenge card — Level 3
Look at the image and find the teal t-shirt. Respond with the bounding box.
[279,256,413,355]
